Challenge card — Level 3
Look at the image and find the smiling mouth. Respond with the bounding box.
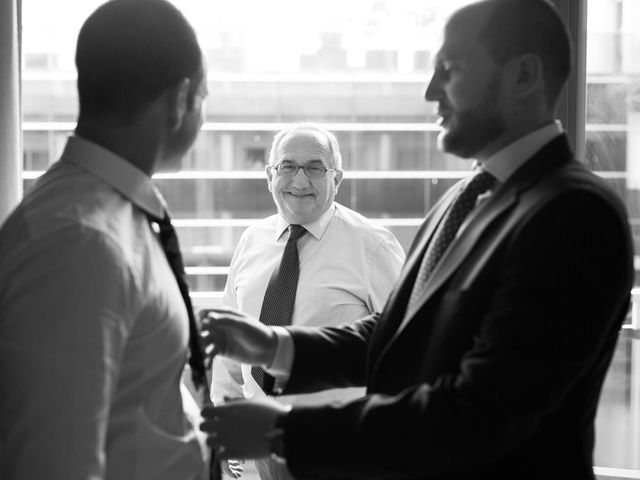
[286,191,314,199]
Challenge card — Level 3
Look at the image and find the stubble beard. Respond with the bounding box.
[439,75,506,159]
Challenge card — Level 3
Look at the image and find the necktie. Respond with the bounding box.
[147,211,222,480]
[407,169,496,313]
[148,211,209,395]
[252,224,307,391]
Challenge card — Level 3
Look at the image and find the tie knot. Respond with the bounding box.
[288,224,306,242]
[465,169,496,196]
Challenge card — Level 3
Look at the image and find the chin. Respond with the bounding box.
[282,207,316,224]
[441,136,477,158]
[155,155,184,174]
[286,211,312,223]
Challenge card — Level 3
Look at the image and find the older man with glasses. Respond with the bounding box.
[207,122,405,480]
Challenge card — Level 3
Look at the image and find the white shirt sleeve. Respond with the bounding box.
[210,236,246,404]
[367,236,406,312]
[265,327,295,394]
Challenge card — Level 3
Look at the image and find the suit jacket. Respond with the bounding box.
[277,135,634,480]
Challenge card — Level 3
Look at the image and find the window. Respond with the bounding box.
[587,0,640,475]
[18,0,640,476]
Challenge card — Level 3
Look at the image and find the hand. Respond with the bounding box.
[199,307,278,366]
[200,398,290,460]
[222,459,244,479]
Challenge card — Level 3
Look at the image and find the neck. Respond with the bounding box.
[475,110,556,161]
[75,115,163,176]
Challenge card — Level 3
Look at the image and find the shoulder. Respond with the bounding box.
[513,159,632,264]
[1,172,146,285]
[331,203,404,252]
[239,213,279,241]
[230,213,280,259]
[525,159,628,222]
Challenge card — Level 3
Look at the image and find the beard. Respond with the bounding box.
[438,74,506,159]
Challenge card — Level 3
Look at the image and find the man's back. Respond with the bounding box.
[0,138,205,480]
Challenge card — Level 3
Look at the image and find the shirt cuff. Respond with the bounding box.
[265,326,294,377]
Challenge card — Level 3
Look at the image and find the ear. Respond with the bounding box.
[512,53,544,99]
[265,164,274,191]
[333,169,344,191]
[168,78,191,131]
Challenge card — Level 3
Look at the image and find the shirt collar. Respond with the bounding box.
[60,135,166,219]
[275,203,336,241]
[480,121,563,183]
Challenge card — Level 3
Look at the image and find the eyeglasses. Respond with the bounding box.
[270,161,338,179]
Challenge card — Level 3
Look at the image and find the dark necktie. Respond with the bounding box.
[251,224,307,391]
[147,211,221,480]
[407,169,496,312]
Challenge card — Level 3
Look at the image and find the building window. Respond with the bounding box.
[20,0,639,474]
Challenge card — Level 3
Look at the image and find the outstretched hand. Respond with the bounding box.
[199,307,279,367]
[201,398,290,460]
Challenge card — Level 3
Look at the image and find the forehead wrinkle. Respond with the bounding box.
[277,132,331,164]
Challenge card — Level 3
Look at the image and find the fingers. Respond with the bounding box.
[201,404,219,419]
[222,459,244,478]
[201,405,237,458]
[207,306,243,315]
[223,395,242,403]
[200,330,221,362]
[201,307,243,323]
[227,459,244,479]
[204,421,229,458]
[221,459,233,477]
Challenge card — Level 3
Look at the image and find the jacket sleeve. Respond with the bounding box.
[281,188,634,479]
[282,313,379,394]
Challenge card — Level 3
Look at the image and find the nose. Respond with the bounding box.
[290,167,311,187]
[424,71,442,102]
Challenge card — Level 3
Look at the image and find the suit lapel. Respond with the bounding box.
[366,184,461,363]
[390,134,575,339]
[401,184,460,285]
[396,188,516,333]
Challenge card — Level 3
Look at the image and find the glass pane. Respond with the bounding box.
[22,0,640,474]
[21,0,477,295]
[587,0,640,473]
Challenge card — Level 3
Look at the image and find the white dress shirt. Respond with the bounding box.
[0,136,207,480]
[481,120,563,182]
[211,203,406,406]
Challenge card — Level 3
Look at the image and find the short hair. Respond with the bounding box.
[75,0,202,123]
[458,0,572,107]
[268,123,343,170]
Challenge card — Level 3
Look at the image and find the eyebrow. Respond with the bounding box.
[432,50,455,65]
[280,158,325,163]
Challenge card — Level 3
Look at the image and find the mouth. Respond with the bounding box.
[285,191,314,199]
[435,105,452,127]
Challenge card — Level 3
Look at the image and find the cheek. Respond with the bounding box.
[447,79,478,104]
[316,184,334,205]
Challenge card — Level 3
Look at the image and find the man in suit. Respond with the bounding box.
[0,1,211,478]
[199,1,634,478]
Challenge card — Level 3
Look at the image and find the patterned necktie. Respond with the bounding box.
[148,211,221,480]
[252,224,307,391]
[407,169,496,313]
[148,211,209,395]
